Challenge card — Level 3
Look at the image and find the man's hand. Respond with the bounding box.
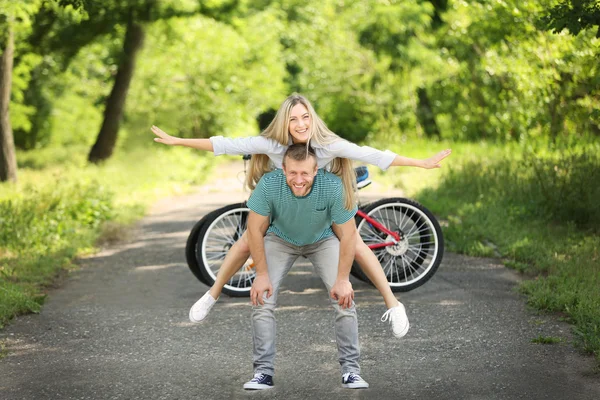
[250,273,273,306]
[330,279,354,309]
[421,149,452,169]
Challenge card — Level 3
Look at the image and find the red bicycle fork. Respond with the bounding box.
[356,209,402,250]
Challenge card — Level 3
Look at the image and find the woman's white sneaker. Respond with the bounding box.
[189,292,217,323]
[381,302,410,338]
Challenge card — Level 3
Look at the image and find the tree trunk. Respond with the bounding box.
[0,25,17,183]
[416,87,441,138]
[88,17,144,163]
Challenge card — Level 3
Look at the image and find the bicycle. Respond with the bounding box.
[185,159,444,297]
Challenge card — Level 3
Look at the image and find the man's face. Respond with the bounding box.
[283,157,318,197]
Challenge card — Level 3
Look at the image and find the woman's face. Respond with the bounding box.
[288,103,311,144]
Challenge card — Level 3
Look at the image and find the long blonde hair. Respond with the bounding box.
[245,94,357,210]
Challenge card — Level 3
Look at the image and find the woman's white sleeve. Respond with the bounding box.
[326,140,397,170]
[209,136,280,156]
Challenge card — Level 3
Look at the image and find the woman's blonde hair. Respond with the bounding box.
[245,94,357,210]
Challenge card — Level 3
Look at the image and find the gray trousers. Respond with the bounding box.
[252,234,361,376]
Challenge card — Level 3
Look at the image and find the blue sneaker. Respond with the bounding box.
[342,372,369,389]
[354,166,372,189]
[243,373,274,390]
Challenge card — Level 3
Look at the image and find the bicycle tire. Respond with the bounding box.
[196,203,254,297]
[185,216,211,285]
[351,198,444,292]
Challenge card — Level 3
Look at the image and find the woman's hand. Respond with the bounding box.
[151,125,180,146]
[421,149,452,169]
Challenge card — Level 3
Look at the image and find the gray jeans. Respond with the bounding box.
[251,234,361,376]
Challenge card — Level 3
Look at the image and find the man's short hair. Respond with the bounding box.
[283,143,317,167]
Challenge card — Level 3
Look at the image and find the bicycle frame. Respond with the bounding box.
[356,208,401,250]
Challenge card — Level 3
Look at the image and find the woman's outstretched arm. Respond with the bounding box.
[323,140,452,170]
[390,149,452,169]
[151,125,214,151]
[151,125,284,158]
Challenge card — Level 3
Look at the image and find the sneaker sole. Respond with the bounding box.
[243,383,274,390]
[188,307,207,324]
[394,321,410,338]
[342,383,369,389]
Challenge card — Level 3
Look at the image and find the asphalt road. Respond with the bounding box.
[1,164,599,400]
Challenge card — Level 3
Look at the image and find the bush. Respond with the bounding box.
[424,146,600,231]
[0,145,213,328]
[0,181,114,255]
[415,142,600,364]
[525,149,600,229]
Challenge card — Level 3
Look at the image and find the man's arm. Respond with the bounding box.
[330,218,357,309]
[247,211,272,306]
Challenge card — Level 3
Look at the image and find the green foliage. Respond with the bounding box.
[0,280,43,328]
[0,180,113,252]
[9,0,600,151]
[525,147,600,227]
[539,0,600,38]
[411,140,600,364]
[125,12,286,144]
[433,0,600,142]
[0,145,213,327]
[275,0,395,142]
[531,335,563,344]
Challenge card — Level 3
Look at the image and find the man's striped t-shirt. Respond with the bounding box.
[246,169,357,246]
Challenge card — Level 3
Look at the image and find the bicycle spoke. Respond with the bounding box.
[224,215,239,237]
[404,216,432,240]
[404,246,429,263]
[354,200,443,290]
[208,229,236,245]
[362,229,384,243]
[402,255,419,281]
[384,255,397,279]
[205,252,226,261]
[409,240,437,246]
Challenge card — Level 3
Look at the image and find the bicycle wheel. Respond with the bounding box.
[352,198,444,292]
[196,203,254,297]
[185,216,211,285]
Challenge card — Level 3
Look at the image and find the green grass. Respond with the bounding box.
[531,335,564,345]
[373,138,600,365]
[0,145,213,328]
[0,340,6,359]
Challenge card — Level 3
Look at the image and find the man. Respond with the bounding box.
[243,143,368,390]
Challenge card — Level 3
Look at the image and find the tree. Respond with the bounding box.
[0,0,43,182]
[87,12,145,162]
[354,0,444,138]
[50,0,272,163]
[539,0,600,38]
[0,22,17,182]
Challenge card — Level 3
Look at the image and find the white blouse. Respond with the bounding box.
[210,136,396,170]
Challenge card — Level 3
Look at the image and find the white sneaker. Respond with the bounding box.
[342,372,369,389]
[189,292,217,323]
[381,302,410,338]
[243,373,274,390]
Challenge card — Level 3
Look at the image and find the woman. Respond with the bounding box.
[152,94,451,338]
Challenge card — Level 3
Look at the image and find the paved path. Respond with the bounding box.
[1,162,599,400]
